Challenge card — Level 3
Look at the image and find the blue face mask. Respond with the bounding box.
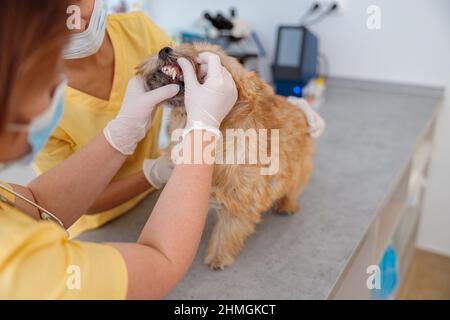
[0,80,66,169]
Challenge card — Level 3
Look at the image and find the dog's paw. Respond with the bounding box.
[274,198,300,215]
[274,207,299,216]
[204,253,236,270]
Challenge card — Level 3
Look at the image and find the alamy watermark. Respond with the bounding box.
[66,265,81,291]
[171,128,280,176]
[367,5,382,30]
[366,265,381,290]
[66,5,82,31]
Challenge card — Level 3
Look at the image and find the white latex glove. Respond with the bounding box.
[143,155,175,189]
[104,77,180,155]
[177,52,238,137]
[288,97,326,139]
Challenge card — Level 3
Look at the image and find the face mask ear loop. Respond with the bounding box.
[6,77,67,134]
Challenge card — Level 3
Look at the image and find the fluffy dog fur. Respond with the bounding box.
[137,43,314,269]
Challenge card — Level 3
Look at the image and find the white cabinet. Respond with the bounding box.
[329,104,442,300]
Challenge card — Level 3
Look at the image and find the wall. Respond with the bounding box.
[146,0,450,84]
[146,0,450,255]
[420,99,450,256]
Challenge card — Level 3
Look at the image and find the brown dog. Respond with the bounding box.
[137,43,314,269]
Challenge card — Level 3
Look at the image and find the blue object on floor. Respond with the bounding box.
[372,245,398,300]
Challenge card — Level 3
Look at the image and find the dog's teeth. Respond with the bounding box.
[162,66,171,76]
[162,65,181,81]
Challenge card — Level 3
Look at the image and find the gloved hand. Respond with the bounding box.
[143,155,175,189]
[177,52,238,137]
[287,97,326,139]
[104,77,180,155]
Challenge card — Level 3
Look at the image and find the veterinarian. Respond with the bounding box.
[0,0,237,299]
[33,0,177,238]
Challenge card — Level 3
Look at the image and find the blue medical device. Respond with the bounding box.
[272,26,318,97]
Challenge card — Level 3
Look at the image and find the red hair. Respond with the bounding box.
[0,0,70,129]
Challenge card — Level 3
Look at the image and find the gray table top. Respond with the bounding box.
[78,78,442,299]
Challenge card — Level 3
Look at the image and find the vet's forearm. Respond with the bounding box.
[88,172,152,214]
[25,134,127,227]
[9,184,41,221]
[138,131,215,277]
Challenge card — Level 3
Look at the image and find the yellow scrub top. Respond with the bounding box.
[0,183,128,299]
[34,13,172,238]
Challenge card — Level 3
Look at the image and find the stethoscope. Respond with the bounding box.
[0,182,65,230]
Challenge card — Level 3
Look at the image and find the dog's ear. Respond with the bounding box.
[193,44,252,100]
[218,54,274,102]
[193,42,223,55]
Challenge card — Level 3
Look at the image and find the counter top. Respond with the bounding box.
[78,78,442,299]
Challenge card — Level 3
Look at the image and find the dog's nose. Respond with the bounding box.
[159,47,173,60]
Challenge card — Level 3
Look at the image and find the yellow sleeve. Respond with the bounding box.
[0,213,128,300]
[0,181,15,204]
[33,126,75,175]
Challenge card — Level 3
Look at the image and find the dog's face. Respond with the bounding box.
[137,43,245,108]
